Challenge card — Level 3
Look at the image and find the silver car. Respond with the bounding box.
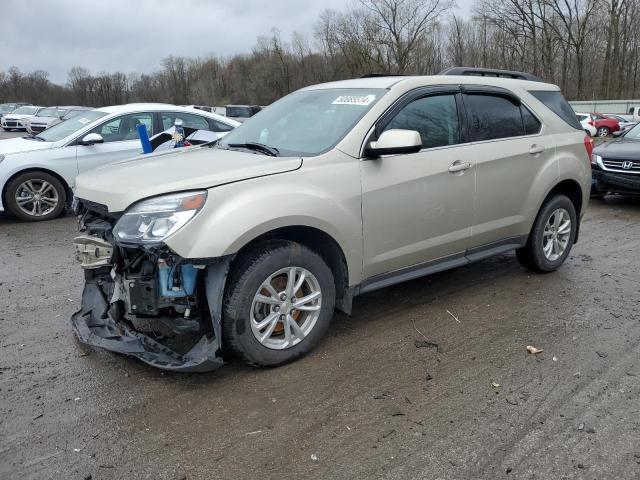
[25,106,89,135]
[71,68,592,372]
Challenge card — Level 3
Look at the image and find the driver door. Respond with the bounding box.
[361,90,476,280]
[75,112,154,175]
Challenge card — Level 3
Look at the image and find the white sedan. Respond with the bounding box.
[0,103,239,221]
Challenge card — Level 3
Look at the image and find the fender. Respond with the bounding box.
[166,152,364,285]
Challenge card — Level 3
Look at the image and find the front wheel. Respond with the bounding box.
[4,171,67,221]
[516,194,577,272]
[223,240,336,367]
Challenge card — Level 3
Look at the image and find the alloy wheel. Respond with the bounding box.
[542,208,571,261]
[14,179,59,218]
[250,266,322,350]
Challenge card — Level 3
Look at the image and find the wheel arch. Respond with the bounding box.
[230,225,353,315]
[2,167,73,208]
[539,178,584,243]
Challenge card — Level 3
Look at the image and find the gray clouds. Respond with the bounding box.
[0,0,349,83]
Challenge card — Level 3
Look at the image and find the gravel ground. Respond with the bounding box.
[0,191,639,479]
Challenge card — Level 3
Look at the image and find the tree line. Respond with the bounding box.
[1,0,639,108]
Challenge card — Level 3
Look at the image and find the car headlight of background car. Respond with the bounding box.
[591,154,602,166]
[113,191,207,245]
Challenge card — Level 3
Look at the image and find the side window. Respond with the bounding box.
[211,119,234,132]
[383,94,460,149]
[161,112,210,131]
[521,106,541,135]
[465,94,525,141]
[91,113,153,143]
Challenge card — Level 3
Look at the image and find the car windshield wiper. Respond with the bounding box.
[227,142,279,157]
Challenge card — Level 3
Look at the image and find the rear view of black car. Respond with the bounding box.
[591,123,640,196]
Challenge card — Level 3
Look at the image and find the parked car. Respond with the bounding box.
[225,104,262,122]
[0,103,239,221]
[70,68,591,372]
[0,102,31,120]
[25,106,88,135]
[575,112,620,137]
[604,114,636,131]
[1,105,43,131]
[591,122,640,196]
[576,113,597,137]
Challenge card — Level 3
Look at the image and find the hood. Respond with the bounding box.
[4,114,34,120]
[74,146,302,212]
[594,138,640,160]
[29,116,58,125]
[0,136,54,154]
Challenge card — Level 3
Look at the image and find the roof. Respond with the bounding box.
[301,75,559,92]
[94,103,182,114]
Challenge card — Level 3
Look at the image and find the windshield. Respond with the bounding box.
[36,110,108,142]
[227,106,252,118]
[62,109,87,120]
[12,106,38,115]
[219,88,385,156]
[37,107,59,117]
[0,104,16,113]
[623,123,640,139]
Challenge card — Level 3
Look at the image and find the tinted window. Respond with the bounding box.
[161,112,210,130]
[530,90,582,130]
[384,94,460,149]
[465,94,524,141]
[211,120,234,132]
[91,113,153,142]
[522,106,541,135]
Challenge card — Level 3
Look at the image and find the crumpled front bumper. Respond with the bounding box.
[71,281,224,372]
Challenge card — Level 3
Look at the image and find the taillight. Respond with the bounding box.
[584,135,594,165]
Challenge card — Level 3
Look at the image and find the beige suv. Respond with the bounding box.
[71,68,592,372]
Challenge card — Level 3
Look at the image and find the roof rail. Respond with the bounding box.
[439,67,543,82]
[359,73,398,78]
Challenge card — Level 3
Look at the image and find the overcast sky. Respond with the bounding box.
[1,0,472,85]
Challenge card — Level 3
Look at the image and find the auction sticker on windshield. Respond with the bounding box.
[77,118,91,125]
[332,95,376,106]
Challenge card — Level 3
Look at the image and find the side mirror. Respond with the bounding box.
[366,129,422,158]
[79,133,104,146]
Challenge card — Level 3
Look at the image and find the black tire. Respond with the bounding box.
[222,240,336,367]
[516,194,577,273]
[4,171,67,222]
[2,128,10,132]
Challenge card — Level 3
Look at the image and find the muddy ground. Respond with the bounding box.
[0,196,639,480]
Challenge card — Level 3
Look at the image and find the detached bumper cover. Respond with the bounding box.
[71,281,224,372]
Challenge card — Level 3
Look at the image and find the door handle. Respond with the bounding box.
[448,161,471,173]
[529,144,545,155]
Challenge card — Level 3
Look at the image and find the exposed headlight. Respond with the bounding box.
[113,191,207,245]
[591,154,602,166]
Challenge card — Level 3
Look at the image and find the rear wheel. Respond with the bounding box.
[4,171,67,222]
[516,195,577,273]
[597,126,610,137]
[223,240,336,366]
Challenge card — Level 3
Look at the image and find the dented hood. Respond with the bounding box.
[74,146,302,212]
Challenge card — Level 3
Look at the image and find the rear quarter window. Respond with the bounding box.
[529,90,582,130]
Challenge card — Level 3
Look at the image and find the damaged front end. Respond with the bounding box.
[71,198,228,372]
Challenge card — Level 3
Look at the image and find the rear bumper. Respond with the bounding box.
[71,280,224,372]
[592,168,640,194]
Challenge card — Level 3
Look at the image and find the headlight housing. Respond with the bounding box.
[113,191,207,245]
[591,153,602,166]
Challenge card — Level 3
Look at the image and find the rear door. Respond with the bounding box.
[462,88,553,248]
[76,112,154,174]
[361,88,477,278]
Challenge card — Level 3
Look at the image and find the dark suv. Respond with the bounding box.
[592,122,640,196]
